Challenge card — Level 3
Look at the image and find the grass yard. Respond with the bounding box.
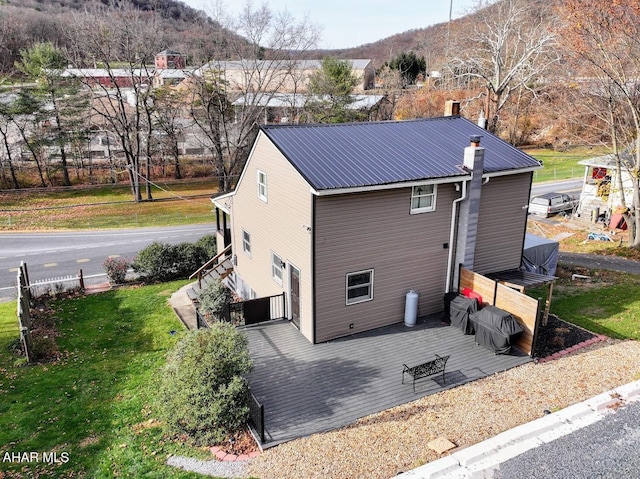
[550,269,640,340]
[524,146,609,183]
[0,282,220,479]
[0,181,217,230]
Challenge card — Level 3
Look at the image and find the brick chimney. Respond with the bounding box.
[454,135,485,284]
[444,100,461,116]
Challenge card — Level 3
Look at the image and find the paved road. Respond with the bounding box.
[531,179,582,198]
[559,252,640,274]
[493,400,640,479]
[0,224,215,300]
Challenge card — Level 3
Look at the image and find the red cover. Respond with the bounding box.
[462,287,483,307]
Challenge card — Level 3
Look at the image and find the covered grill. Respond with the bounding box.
[444,293,478,335]
[469,305,524,354]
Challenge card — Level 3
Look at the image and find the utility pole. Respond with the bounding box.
[446,0,453,89]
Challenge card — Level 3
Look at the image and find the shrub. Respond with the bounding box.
[195,234,217,259]
[132,242,174,281]
[157,324,253,445]
[132,239,214,282]
[102,256,130,284]
[198,279,232,322]
[172,242,207,278]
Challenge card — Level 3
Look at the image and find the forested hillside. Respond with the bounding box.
[0,0,489,74]
[0,0,234,72]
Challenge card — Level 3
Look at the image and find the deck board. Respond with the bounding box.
[244,314,531,447]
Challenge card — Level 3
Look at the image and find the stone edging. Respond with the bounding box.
[210,446,261,462]
[536,334,609,363]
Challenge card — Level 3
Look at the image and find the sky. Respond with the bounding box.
[181,0,479,50]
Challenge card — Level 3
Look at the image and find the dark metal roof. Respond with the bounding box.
[260,116,541,191]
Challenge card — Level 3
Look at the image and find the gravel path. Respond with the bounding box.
[246,339,640,479]
[167,456,249,478]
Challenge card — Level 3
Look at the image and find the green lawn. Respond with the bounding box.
[549,271,640,340]
[0,181,217,230]
[525,146,609,183]
[0,283,219,478]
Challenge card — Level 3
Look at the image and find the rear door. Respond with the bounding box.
[289,265,300,328]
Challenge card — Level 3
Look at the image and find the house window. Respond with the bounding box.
[257,170,268,202]
[272,252,284,286]
[346,269,374,305]
[242,229,251,257]
[411,184,437,213]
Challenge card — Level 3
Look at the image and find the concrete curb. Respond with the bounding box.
[393,379,640,478]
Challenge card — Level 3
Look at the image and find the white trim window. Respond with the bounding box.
[242,229,251,257]
[346,269,374,305]
[411,184,437,213]
[271,252,284,286]
[257,170,268,202]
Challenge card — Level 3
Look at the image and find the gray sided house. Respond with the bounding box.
[213,116,541,343]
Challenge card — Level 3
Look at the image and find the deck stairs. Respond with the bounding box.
[187,245,234,303]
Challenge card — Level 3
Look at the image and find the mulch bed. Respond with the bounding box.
[532,313,596,359]
[216,427,259,455]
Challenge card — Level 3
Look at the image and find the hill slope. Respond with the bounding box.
[0,0,232,72]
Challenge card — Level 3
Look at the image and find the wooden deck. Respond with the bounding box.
[244,314,532,448]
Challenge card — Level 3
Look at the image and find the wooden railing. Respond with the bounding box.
[189,244,232,288]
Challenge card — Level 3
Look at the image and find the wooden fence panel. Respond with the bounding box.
[459,268,497,306]
[495,283,539,356]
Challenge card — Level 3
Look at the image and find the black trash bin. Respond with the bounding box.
[442,292,460,324]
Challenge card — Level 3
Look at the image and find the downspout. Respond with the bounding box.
[445,180,467,293]
[311,194,317,344]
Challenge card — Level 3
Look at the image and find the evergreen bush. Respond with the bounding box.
[172,242,204,277]
[195,234,217,258]
[198,279,232,322]
[132,242,174,281]
[157,325,253,445]
[132,237,216,282]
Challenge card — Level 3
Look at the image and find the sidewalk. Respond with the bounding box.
[168,282,198,330]
[393,379,640,478]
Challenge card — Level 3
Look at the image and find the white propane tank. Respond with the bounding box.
[404,290,419,327]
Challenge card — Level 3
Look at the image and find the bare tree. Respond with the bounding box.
[186,1,320,191]
[67,4,162,201]
[151,86,189,179]
[4,91,49,187]
[448,0,559,134]
[559,0,640,247]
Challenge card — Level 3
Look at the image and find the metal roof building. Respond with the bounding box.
[261,116,542,192]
